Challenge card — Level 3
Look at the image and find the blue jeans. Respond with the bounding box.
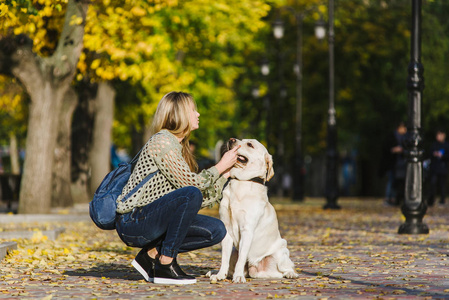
[385,169,396,199]
[115,186,226,258]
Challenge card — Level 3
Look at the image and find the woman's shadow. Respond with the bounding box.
[64,262,213,281]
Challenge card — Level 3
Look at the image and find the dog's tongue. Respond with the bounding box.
[237,155,248,163]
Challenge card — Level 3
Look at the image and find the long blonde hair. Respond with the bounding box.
[150,91,198,172]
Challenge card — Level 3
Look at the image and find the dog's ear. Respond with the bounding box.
[265,153,275,182]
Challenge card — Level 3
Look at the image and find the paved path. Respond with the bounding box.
[1,198,449,299]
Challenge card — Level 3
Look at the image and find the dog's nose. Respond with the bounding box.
[226,138,237,151]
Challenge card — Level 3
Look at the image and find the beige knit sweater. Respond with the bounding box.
[116,130,227,214]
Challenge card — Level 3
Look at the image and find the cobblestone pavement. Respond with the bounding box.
[1,198,449,299]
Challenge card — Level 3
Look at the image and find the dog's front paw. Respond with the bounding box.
[283,270,299,279]
[210,272,227,282]
[232,274,246,283]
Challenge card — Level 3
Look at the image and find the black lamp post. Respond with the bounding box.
[323,0,340,210]
[273,18,287,198]
[398,0,429,234]
[273,8,326,201]
[260,59,271,146]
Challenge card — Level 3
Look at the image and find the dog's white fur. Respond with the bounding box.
[210,139,298,283]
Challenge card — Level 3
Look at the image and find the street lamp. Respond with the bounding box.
[398,0,429,234]
[315,18,326,40]
[323,0,340,209]
[273,19,285,39]
[251,86,260,98]
[261,59,270,76]
[273,7,326,201]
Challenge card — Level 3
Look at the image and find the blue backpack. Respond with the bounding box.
[89,147,158,230]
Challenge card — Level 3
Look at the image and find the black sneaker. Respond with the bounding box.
[153,258,196,285]
[131,248,155,282]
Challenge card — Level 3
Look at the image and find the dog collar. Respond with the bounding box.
[229,177,266,186]
[248,177,266,186]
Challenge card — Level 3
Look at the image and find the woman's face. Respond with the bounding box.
[189,102,200,131]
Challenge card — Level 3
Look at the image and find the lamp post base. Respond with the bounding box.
[323,200,341,210]
[398,221,429,234]
[398,202,429,234]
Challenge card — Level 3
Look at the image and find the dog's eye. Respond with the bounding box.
[247,142,254,149]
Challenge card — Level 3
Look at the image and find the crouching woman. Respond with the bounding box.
[115,91,239,285]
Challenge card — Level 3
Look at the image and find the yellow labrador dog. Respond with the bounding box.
[210,138,299,283]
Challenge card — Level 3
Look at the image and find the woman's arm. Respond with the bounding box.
[149,133,237,190]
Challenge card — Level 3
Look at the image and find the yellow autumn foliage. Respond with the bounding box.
[1,0,274,149]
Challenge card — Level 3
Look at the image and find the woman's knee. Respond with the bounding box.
[211,218,227,243]
[182,186,203,209]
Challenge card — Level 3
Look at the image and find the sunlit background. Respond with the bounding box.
[0,0,448,214]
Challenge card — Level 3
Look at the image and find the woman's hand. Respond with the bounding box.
[222,170,231,179]
[215,145,240,175]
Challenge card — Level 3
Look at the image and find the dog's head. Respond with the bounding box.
[225,138,274,182]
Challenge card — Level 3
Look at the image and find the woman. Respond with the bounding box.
[115,91,239,285]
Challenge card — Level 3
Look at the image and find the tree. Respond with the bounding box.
[51,87,77,207]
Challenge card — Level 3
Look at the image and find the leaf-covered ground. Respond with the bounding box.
[1,198,449,299]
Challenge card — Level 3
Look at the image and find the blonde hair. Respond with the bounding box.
[150,91,198,172]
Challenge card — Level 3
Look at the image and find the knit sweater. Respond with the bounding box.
[116,130,228,214]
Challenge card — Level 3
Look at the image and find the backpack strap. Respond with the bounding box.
[123,131,163,202]
[129,145,144,166]
[129,131,163,168]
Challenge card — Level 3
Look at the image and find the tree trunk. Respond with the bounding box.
[0,0,89,214]
[71,82,96,204]
[51,87,77,207]
[19,85,66,213]
[89,82,115,196]
[9,133,20,175]
[143,120,153,143]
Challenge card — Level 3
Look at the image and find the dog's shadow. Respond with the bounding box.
[64,263,213,281]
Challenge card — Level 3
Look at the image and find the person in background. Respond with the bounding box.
[111,144,121,169]
[427,128,449,206]
[380,122,407,206]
